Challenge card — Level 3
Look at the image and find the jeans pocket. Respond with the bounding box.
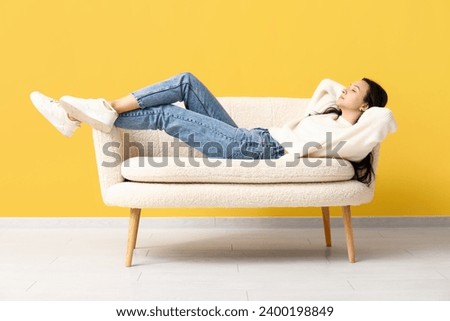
[263,130,285,158]
[260,129,273,148]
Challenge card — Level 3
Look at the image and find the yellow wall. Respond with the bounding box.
[1,0,449,217]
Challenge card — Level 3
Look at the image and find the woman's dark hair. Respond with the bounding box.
[362,77,388,108]
[317,78,388,186]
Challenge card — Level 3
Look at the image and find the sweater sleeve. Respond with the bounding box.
[281,78,346,130]
[323,107,398,162]
[305,78,345,115]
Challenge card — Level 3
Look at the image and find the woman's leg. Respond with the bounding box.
[112,72,238,128]
[115,104,284,160]
[110,95,139,114]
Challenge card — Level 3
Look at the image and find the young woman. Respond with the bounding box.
[30,72,397,185]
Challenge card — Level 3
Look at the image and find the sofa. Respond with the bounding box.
[92,97,381,267]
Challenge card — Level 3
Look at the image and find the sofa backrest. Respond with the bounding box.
[216,97,310,128]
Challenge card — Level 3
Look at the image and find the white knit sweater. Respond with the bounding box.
[268,79,398,162]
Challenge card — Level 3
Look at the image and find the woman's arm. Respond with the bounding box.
[305,78,345,115]
[322,107,398,161]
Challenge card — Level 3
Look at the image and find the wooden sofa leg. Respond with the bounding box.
[125,208,141,267]
[341,206,356,263]
[321,207,332,247]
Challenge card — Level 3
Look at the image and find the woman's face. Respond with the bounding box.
[337,80,369,111]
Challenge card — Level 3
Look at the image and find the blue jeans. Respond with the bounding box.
[114,72,285,159]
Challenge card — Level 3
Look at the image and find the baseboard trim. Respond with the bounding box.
[1,216,450,229]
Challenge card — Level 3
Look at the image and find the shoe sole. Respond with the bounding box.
[30,92,74,137]
[60,99,114,133]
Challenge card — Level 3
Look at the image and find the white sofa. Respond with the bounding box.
[92,97,380,267]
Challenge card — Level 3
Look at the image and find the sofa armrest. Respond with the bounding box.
[92,127,125,201]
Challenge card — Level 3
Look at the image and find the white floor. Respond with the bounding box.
[1,220,450,301]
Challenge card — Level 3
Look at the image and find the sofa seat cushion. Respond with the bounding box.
[121,156,355,183]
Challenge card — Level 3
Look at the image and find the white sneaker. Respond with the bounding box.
[60,96,118,133]
[30,91,81,137]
